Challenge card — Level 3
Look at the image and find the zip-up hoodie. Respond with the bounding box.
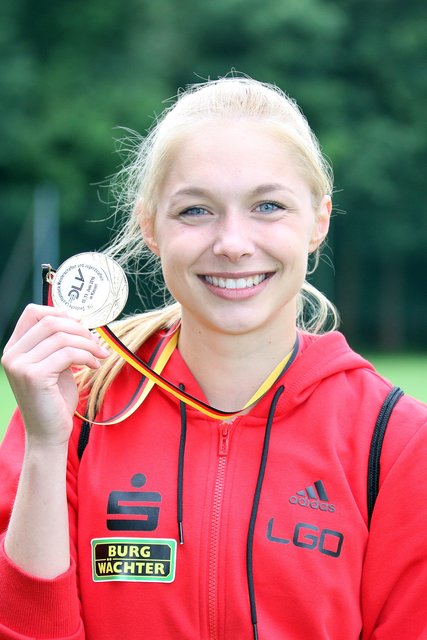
[0,331,426,639]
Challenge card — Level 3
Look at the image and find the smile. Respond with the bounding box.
[203,274,268,289]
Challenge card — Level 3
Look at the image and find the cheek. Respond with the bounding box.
[270,223,312,261]
[158,225,210,260]
[157,239,190,289]
[159,259,180,299]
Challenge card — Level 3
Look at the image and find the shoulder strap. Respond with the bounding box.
[78,418,92,461]
[367,386,404,527]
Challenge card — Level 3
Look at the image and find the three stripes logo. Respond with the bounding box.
[289,480,335,513]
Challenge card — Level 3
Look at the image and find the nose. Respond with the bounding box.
[212,212,256,262]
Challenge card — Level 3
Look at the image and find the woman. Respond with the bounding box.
[1,77,426,639]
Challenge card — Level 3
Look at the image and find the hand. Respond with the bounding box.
[1,304,109,447]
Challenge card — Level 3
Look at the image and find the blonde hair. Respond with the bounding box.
[79,76,339,418]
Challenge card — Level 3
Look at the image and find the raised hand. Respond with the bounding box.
[1,304,109,447]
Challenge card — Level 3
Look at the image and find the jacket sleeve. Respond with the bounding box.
[361,395,427,639]
[0,410,85,639]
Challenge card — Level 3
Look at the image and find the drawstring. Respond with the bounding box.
[246,385,285,640]
[177,384,187,544]
[176,381,286,637]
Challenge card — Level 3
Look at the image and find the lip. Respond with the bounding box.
[198,271,274,300]
[200,271,272,279]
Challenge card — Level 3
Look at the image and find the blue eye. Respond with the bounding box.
[255,201,284,213]
[180,206,208,217]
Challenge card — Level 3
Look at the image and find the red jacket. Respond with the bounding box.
[1,331,427,639]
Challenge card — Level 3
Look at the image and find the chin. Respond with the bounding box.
[202,314,272,337]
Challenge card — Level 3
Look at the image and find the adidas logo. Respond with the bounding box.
[289,480,335,513]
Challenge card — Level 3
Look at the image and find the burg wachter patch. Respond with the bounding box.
[91,538,177,583]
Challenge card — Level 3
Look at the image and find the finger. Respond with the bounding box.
[3,333,109,385]
[26,346,106,380]
[4,312,102,357]
[6,344,105,395]
[18,330,109,367]
[4,304,73,350]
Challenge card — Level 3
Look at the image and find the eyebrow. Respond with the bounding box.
[170,183,296,201]
[250,183,296,197]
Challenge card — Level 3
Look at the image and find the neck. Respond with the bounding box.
[177,316,296,412]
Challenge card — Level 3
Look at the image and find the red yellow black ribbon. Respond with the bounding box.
[83,324,296,424]
[45,265,296,424]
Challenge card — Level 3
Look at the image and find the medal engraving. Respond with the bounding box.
[51,253,128,328]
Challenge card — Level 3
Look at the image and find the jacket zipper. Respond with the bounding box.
[208,422,232,640]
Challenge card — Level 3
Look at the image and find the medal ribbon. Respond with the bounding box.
[79,325,297,424]
[74,326,179,425]
[45,264,297,424]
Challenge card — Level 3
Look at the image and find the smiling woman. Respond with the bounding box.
[146,119,331,369]
[1,76,427,640]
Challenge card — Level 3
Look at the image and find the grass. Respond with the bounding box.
[1,354,426,443]
[1,367,16,440]
[362,353,427,404]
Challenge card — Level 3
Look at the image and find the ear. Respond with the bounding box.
[137,204,160,256]
[309,195,332,252]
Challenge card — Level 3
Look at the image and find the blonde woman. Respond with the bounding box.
[1,77,426,639]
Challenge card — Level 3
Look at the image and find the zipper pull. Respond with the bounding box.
[218,423,231,456]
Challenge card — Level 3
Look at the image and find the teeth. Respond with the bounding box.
[204,274,267,289]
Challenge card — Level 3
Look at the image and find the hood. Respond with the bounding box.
[269,331,375,413]
[157,329,374,421]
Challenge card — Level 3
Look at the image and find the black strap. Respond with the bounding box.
[367,386,404,527]
[41,264,51,306]
[77,419,92,461]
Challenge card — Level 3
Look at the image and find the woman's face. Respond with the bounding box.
[145,119,330,339]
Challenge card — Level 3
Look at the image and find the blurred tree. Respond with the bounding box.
[0,0,425,349]
[330,0,427,348]
[1,0,173,222]
[146,0,427,349]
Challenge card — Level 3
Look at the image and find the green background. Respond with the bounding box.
[0,0,426,440]
[1,0,427,353]
[1,356,426,443]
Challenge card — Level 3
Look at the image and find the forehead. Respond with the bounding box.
[159,118,310,195]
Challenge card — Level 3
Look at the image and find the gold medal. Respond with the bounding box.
[51,252,128,328]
